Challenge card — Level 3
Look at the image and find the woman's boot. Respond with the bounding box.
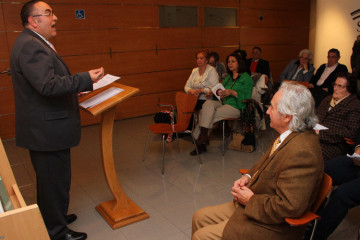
[190,127,209,155]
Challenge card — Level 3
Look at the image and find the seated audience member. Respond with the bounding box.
[308,135,360,240]
[190,53,253,155]
[208,51,227,82]
[192,82,323,240]
[246,46,271,78]
[185,49,219,111]
[315,72,360,161]
[351,35,360,74]
[279,49,315,84]
[309,48,348,107]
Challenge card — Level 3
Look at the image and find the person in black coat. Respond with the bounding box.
[308,135,360,240]
[246,46,271,78]
[309,48,348,107]
[10,1,104,239]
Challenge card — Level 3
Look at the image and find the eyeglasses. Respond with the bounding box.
[299,56,310,60]
[32,10,54,17]
[327,55,338,59]
[332,83,347,88]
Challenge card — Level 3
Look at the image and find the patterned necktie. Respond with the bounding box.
[270,137,281,156]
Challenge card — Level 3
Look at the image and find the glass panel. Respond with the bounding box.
[0,176,13,213]
[204,7,237,27]
[159,6,198,28]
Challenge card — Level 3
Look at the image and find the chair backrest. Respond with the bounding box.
[311,173,332,213]
[175,91,198,131]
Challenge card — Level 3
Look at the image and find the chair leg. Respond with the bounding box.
[162,134,166,175]
[142,130,150,162]
[176,132,180,153]
[309,219,318,240]
[222,120,225,156]
[191,132,202,164]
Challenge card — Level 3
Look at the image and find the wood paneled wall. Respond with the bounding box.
[0,0,310,139]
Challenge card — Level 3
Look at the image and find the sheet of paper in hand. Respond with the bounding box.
[212,83,225,100]
[347,152,360,162]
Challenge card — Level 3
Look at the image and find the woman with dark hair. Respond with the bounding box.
[185,49,219,111]
[190,53,253,155]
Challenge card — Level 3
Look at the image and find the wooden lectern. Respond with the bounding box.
[79,83,149,229]
[0,138,50,239]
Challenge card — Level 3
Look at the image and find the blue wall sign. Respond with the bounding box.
[75,10,85,19]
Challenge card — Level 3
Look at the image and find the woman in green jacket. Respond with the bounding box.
[191,53,253,155]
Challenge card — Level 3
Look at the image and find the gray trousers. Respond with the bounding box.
[193,100,240,138]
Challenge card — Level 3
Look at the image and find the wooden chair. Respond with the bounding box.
[239,169,333,240]
[142,92,200,175]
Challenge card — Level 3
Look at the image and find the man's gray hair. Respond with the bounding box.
[298,49,313,61]
[277,82,318,132]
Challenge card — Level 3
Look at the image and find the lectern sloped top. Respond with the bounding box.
[79,83,139,116]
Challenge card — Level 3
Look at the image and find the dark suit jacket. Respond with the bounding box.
[246,58,271,78]
[310,63,348,94]
[316,94,360,161]
[10,29,93,151]
[223,130,323,240]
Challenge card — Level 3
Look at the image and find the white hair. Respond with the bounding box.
[277,82,318,132]
[298,49,313,61]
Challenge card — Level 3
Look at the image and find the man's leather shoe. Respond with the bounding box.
[66,214,77,224]
[59,230,87,240]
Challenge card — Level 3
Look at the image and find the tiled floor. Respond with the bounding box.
[3,115,360,240]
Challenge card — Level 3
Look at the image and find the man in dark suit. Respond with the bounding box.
[315,72,360,161]
[308,135,360,240]
[10,1,104,239]
[192,82,323,240]
[246,46,271,78]
[309,48,348,107]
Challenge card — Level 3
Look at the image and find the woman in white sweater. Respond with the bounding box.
[184,49,219,110]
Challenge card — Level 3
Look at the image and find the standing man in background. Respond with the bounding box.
[10,1,104,239]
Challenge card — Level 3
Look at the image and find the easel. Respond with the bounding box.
[79,83,149,229]
[0,138,49,239]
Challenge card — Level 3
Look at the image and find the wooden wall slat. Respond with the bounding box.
[6,32,21,58]
[0,33,9,60]
[62,54,111,75]
[155,0,200,7]
[202,27,240,48]
[0,62,12,89]
[241,0,310,11]
[2,3,22,31]
[115,91,177,120]
[158,28,201,49]
[0,114,15,139]
[55,30,110,56]
[270,60,292,83]
[258,45,307,62]
[54,5,157,30]
[0,3,5,31]
[0,87,14,115]
[199,0,240,8]
[240,27,309,46]
[110,28,158,52]
[239,9,309,28]
[120,69,189,95]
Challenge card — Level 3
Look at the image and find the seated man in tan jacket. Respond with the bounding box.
[192,82,324,240]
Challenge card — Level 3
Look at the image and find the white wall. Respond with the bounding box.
[313,0,359,70]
